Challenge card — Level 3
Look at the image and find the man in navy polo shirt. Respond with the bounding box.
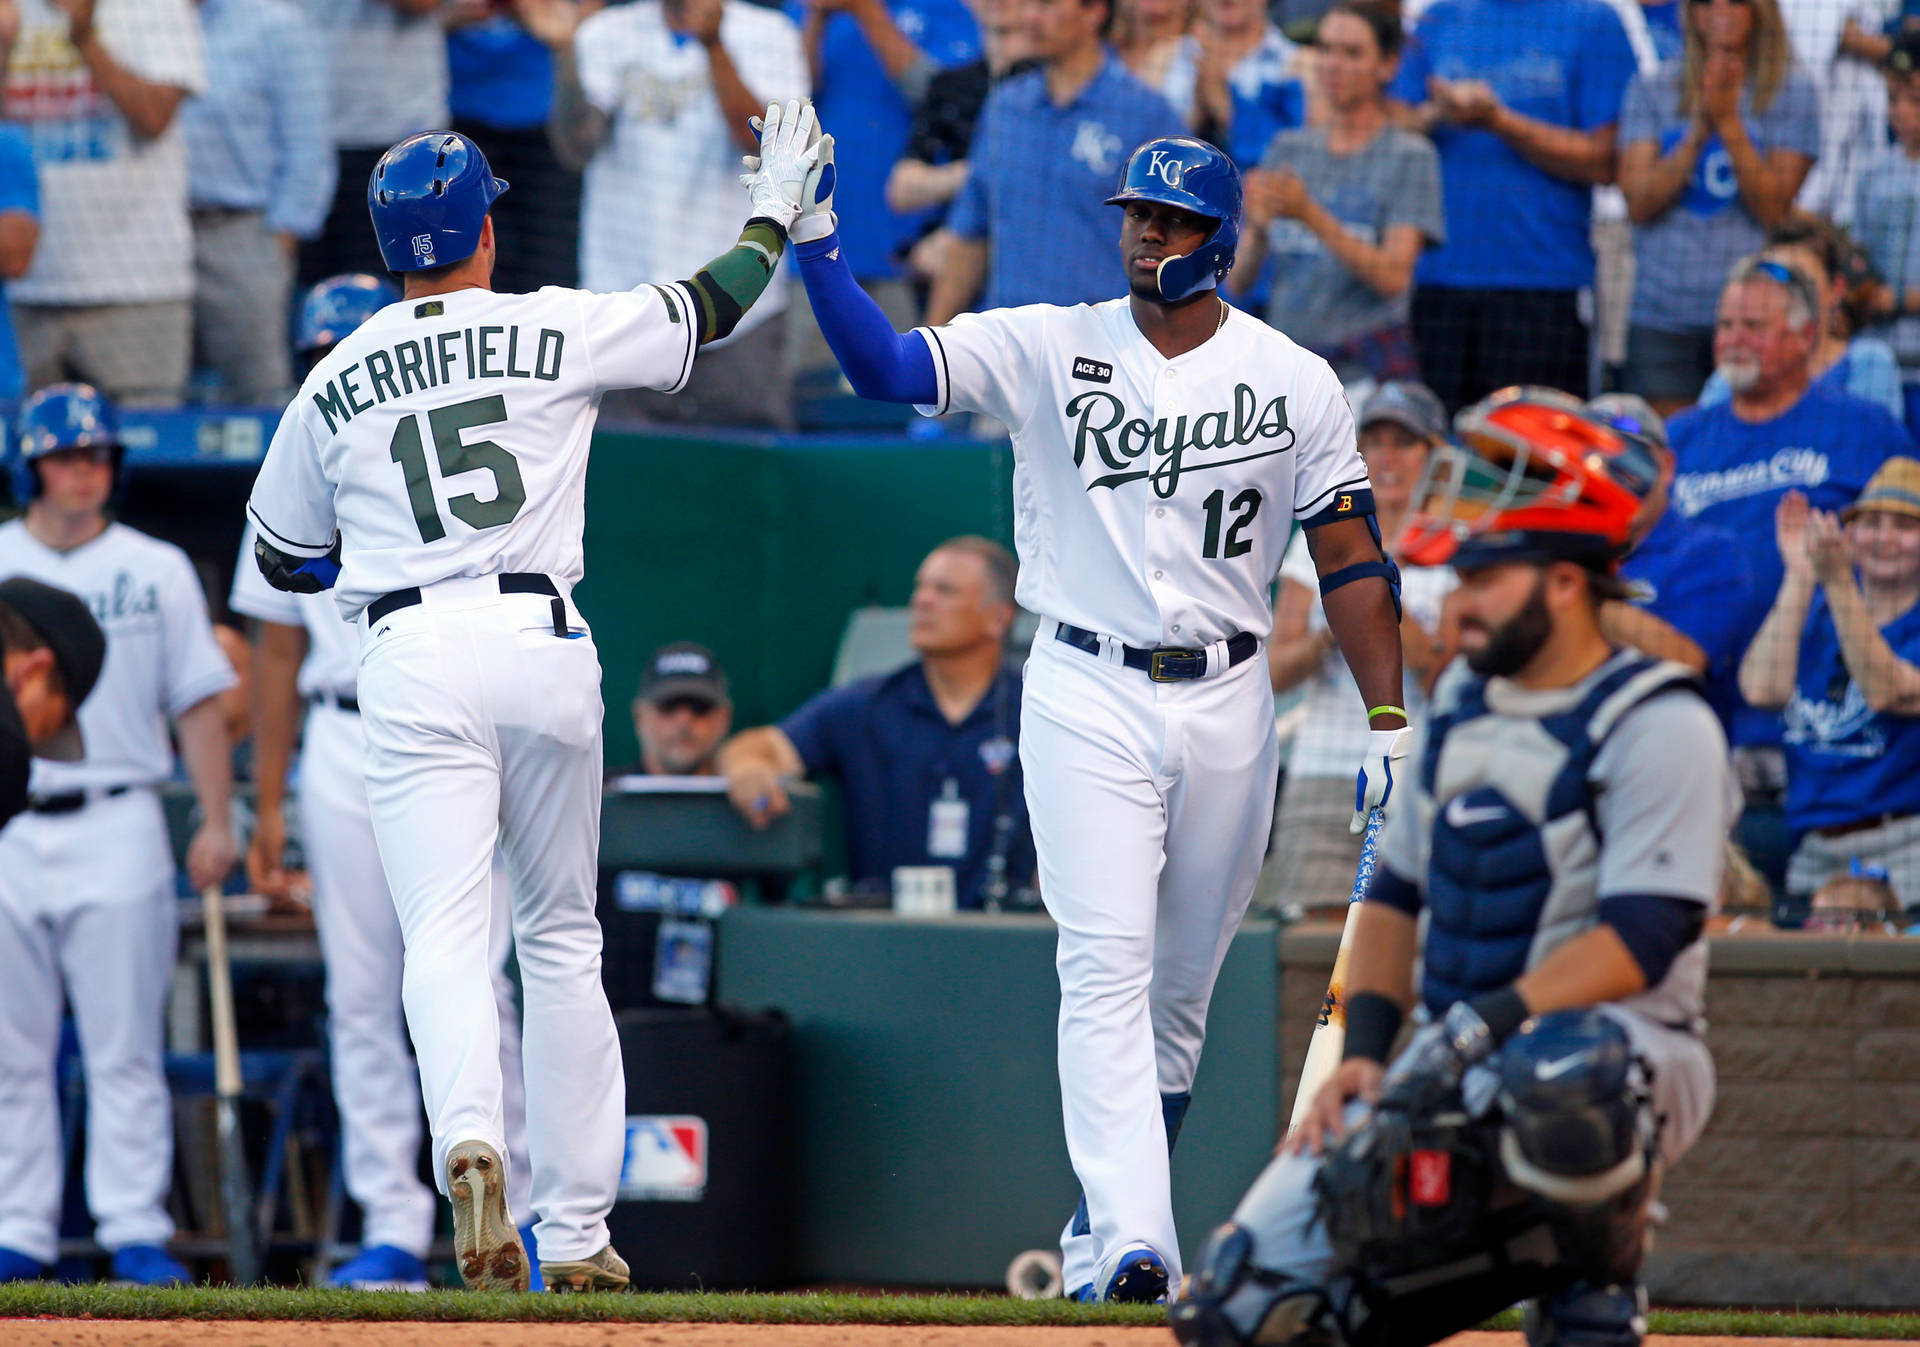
[1669,258,1915,753]
[719,536,1035,909]
[1392,0,1638,410]
[924,0,1182,323]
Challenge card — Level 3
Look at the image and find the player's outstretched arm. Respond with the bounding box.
[780,135,939,404]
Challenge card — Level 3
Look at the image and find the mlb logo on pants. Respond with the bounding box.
[620,1116,708,1202]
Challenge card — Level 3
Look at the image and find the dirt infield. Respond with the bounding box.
[0,1328,1903,1347]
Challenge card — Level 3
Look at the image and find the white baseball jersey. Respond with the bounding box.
[246,283,700,619]
[0,520,236,791]
[230,523,361,699]
[915,300,1367,646]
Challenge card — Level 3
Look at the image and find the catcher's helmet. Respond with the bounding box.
[367,131,509,274]
[1106,137,1242,303]
[1397,386,1660,572]
[297,273,401,357]
[12,382,124,506]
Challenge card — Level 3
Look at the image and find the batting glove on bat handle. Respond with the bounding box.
[1352,725,1410,834]
[738,98,822,232]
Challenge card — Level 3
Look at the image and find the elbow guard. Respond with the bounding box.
[1318,514,1403,621]
[255,533,341,594]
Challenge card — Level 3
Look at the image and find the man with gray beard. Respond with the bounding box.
[1668,254,1912,847]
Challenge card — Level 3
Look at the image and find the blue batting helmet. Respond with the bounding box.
[1105,137,1243,303]
[12,382,123,506]
[296,273,401,359]
[367,131,509,274]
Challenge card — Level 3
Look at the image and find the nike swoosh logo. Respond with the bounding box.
[1535,1054,1586,1081]
[1444,797,1507,828]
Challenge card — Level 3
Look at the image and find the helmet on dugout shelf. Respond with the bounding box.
[11,382,124,507]
[367,131,509,274]
[1396,386,1659,574]
[297,273,402,356]
[1105,137,1242,304]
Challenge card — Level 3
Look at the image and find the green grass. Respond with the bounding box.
[0,1284,1915,1336]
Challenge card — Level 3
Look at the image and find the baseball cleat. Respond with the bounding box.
[446,1140,529,1292]
[108,1244,190,1286]
[542,1243,630,1293]
[324,1243,429,1290]
[1095,1244,1171,1304]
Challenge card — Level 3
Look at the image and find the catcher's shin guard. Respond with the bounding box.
[1169,1223,1338,1347]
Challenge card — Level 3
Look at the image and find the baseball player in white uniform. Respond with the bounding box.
[243,113,825,1291]
[234,274,540,1290]
[0,383,239,1288]
[787,134,1409,1300]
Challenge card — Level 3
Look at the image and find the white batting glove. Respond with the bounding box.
[788,132,838,244]
[1352,726,1410,834]
[737,98,822,233]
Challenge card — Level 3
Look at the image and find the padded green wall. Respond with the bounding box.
[578,432,1017,764]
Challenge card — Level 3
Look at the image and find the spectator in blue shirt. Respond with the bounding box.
[447,1,583,293]
[926,0,1183,321]
[184,0,333,405]
[1697,215,1907,422]
[718,537,1036,910]
[1741,459,1920,924]
[1669,256,1915,756]
[1392,0,1639,411]
[1586,393,1756,720]
[0,123,38,418]
[1856,33,1920,429]
[789,0,978,330]
[1614,0,1818,416]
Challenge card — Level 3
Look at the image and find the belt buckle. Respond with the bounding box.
[1148,647,1203,682]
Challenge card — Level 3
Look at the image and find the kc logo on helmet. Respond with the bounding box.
[1147,149,1184,188]
[411,234,436,263]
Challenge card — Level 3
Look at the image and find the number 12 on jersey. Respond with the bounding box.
[1201,487,1261,559]
[389,394,528,543]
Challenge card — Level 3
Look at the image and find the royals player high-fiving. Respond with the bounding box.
[244,109,824,1292]
[788,134,1407,1301]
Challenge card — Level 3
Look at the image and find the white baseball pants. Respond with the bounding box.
[299,703,531,1256]
[1020,630,1280,1293]
[358,577,624,1263]
[0,789,178,1262]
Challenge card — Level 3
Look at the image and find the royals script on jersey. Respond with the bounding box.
[246,282,701,619]
[916,300,1367,647]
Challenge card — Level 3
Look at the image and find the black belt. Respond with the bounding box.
[307,690,360,714]
[366,573,563,633]
[28,784,131,815]
[1053,623,1259,682]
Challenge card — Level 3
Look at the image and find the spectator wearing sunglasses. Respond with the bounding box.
[612,643,735,779]
[1615,0,1820,417]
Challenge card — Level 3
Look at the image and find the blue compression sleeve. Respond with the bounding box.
[794,231,938,404]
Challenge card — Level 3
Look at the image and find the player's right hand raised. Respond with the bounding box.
[1282,1058,1382,1158]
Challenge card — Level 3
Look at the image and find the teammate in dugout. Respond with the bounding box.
[1171,390,1740,1347]
[232,272,540,1291]
[243,109,826,1292]
[0,384,241,1288]
[786,131,1409,1301]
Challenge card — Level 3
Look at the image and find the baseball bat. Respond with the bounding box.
[202,884,261,1286]
[1285,807,1383,1136]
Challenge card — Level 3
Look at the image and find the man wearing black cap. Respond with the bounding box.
[0,576,105,827]
[612,643,734,780]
